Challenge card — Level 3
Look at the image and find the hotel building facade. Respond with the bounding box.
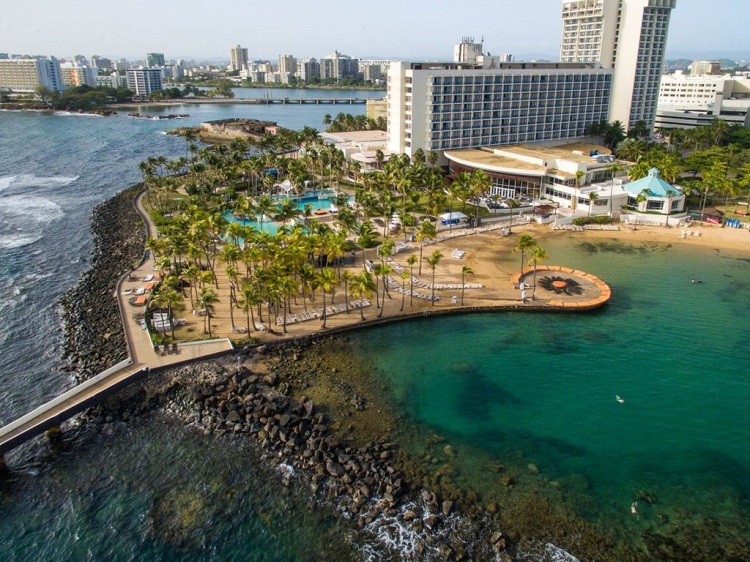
[386,61,612,159]
[0,57,64,93]
[560,0,677,131]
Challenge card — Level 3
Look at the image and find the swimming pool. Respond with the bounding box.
[223,190,349,237]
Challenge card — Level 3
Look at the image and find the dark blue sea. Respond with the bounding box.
[1,91,749,560]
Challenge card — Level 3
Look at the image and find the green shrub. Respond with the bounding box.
[572,216,614,226]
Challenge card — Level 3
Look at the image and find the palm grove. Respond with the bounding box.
[139,126,499,341]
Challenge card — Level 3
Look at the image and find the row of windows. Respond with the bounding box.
[430,74,611,86]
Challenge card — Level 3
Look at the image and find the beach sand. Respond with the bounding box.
[176,221,748,344]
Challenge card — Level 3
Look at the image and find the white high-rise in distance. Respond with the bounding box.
[560,0,676,131]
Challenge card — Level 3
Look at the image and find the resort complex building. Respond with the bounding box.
[230,45,249,72]
[0,57,64,93]
[126,68,163,99]
[385,61,612,160]
[443,141,684,219]
[655,71,750,129]
[560,0,677,131]
[444,141,623,205]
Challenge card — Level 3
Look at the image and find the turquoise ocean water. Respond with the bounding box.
[350,237,750,550]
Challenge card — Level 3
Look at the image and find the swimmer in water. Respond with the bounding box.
[631,501,639,520]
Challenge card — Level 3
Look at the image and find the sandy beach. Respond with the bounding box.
[176,219,748,345]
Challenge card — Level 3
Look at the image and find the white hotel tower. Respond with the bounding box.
[560,0,676,130]
[386,61,612,159]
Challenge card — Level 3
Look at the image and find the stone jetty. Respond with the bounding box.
[60,184,147,382]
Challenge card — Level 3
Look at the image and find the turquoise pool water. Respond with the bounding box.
[349,236,750,552]
[224,191,345,236]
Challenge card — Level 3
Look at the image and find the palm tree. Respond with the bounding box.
[399,270,410,311]
[587,191,599,218]
[460,265,473,305]
[415,219,437,275]
[424,250,443,306]
[315,267,337,328]
[341,270,353,313]
[238,279,258,334]
[513,234,536,278]
[149,287,183,339]
[406,254,417,308]
[527,245,548,300]
[607,161,624,216]
[196,288,219,337]
[348,271,376,320]
[633,189,650,230]
[470,169,491,227]
[573,170,585,212]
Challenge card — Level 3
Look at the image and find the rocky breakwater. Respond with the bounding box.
[60,185,147,382]
[90,346,514,561]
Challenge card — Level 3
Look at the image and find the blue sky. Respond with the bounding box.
[1,0,747,62]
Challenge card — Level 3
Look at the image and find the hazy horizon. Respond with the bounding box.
[2,0,748,63]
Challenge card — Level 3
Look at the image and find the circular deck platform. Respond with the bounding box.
[510,266,611,310]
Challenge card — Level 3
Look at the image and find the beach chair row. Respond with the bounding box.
[275,299,371,325]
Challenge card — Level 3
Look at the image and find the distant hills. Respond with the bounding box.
[665,58,747,71]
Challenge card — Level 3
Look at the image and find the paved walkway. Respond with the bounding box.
[0,190,234,458]
[117,189,234,367]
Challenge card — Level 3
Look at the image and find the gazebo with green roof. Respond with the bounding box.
[624,168,685,217]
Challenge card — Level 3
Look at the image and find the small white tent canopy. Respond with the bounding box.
[277,178,294,193]
[439,211,468,224]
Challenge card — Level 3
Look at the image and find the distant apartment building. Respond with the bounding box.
[560,0,676,131]
[655,71,750,129]
[454,37,484,64]
[299,57,320,82]
[359,60,391,83]
[0,57,64,92]
[690,60,722,76]
[320,51,358,81]
[145,53,165,67]
[127,68,162,98]
[90,55,113,71]
[386,60,612,159]
[96,73,126,89]
[60,62,97,88]
[230,45,249,71]
[278,54,296,76]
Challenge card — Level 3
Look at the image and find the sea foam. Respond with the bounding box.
[0,174,79,191]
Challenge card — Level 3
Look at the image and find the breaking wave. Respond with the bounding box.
[0,195,65,249]
[0,174,79,192]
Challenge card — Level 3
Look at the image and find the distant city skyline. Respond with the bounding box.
[2,0,748,62]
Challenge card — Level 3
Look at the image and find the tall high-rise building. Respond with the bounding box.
[560,0,676,131]
[299,57,320,82]
[320,51,358,81]
[278,54,296,76]
[386,61,612,158]
[127,68,163,98]
[230,45,249,72]
[145,52,165,67]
